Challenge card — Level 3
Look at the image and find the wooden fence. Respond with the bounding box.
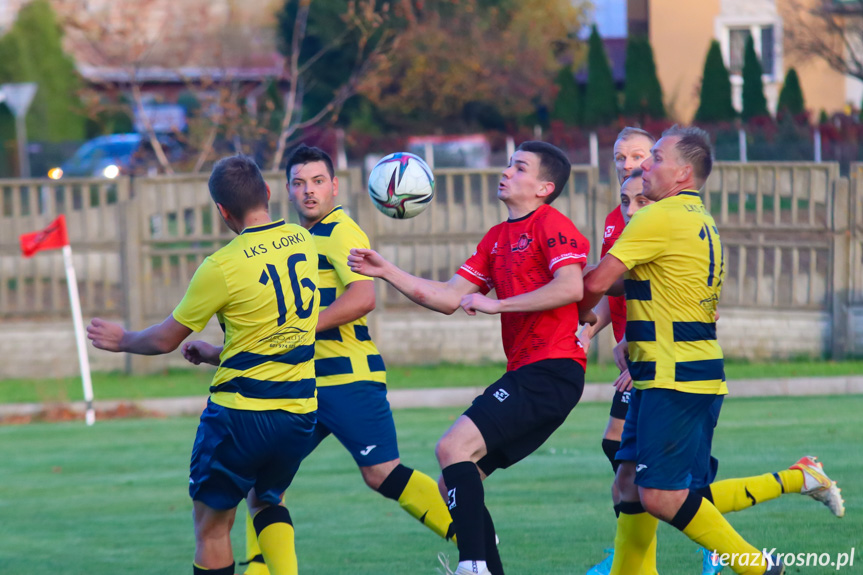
[2,161,861,359]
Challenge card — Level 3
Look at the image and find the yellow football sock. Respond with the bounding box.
[244,507,269,575]
[776,469,804,494]
[253,506,297,575]
[640,530,658,575]
[678,495,768,575]
[397,469,455,540]
[708,470,804,513]
[609,505,658,575]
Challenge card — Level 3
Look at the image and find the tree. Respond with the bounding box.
[777,67,806,118]
[358,0,584,131]
[551,65,582,126]
[583,25,618,127]
[741,35,770,121]
[623,37,665,120]
[695,40,736,123]
[0,0,85,142]
[782,0,863,82]
[270,0,405,169]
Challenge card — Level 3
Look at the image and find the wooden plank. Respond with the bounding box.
[773,246,781,306]
[755,167,764,226]
[791,247,800,305]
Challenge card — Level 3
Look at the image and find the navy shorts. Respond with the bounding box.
[609,388,632,420]
[467,358,585,477]
[616,388,723,490]
[305,381,399,466]
[189,400,316,510]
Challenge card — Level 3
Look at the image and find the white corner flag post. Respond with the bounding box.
[62,244,95,425]
[20,215,94,425]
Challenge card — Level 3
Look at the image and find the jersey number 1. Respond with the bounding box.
[698,224,720,287]
[261,254,316,325]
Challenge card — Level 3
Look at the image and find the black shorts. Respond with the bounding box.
[466,358,585,477]
[609,388,632,420]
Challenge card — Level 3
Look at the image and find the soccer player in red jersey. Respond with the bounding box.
[581,128,655,476]
[349,141,589,575]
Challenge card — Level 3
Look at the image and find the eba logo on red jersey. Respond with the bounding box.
[511,233,533,252]
[546,232,579,249]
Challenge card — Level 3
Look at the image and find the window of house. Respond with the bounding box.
[728,28,751,75]
[760,26,775,76]
[726,24,777,78]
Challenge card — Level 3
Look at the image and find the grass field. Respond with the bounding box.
[3,358,863,403]
[0,395,859,574]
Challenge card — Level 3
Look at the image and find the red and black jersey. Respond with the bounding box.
[601,207,627,344]
[457,204,589,372]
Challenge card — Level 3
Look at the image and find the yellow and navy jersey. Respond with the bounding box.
[310,206,386,387]
[173,219,320,412]
[607,190,726,395]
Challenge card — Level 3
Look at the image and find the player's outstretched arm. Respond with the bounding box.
[182,340,222,366]
[348,248,479,314]
[461,263,584,316]
[87,315,192,355]
[579,254,629,318]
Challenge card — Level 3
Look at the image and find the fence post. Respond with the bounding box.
[831,176,851,359]
[120,179,145,374]
[814,129,822,163]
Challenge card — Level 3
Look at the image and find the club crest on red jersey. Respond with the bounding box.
[511,233,533,252]
[604,225,616,239]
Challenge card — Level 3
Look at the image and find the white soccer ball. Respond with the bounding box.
[367,152,435,219]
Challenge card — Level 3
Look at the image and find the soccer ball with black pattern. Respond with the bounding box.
[367,152,435,219]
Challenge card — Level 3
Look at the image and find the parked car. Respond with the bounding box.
[47,133,183,180]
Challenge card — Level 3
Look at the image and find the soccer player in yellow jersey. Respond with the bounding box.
[184,145,454,574]
[579,126,844,575]
[87,155,320,575]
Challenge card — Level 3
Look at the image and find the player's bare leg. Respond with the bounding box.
[193,501,237,575]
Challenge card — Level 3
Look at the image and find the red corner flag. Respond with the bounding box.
[20,214,69,258]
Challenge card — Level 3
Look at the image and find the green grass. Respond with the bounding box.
[0,395,859,574]
[2,359,863,404]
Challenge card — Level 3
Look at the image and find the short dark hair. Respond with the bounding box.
[615,127,655,145]
[621,168,644,188]
[208,155,269,218]
[516,141,572,204]
[285,144,335,180]
[662,124,714,186]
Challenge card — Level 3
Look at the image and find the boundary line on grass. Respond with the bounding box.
[1,375,862,420]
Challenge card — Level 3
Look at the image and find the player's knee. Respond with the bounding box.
[638,489,664,518]
[614,462,638,500]
[361,460,400,491]
[437,474,448,500]
[435,434,455,466]
[638,488,681,521]
[194,514,232,542]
